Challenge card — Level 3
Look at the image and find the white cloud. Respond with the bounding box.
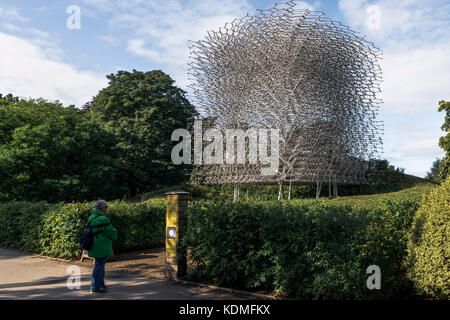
[1,22,21,32]
[0,4,106,106]
[108,0,255,87]
[81,0,114,12]
[294,1,319,10]
[385,126,443,155]
[381,124,445,177]
[126,39,161,62]
[0,31,107,107]
[381,43,450,114]
[28,28,49,39]
[382,118,446,177]
[338,0,450,43]
[88,0,318,88]
[0,5,28,22]
[338,0,450,176]
[98,34,120,46]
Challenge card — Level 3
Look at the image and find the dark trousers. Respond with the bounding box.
[90,257,108,291]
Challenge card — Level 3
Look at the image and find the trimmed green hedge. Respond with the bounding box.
[184,197,420,299]
[0,199,165,258]
[407,176,450,299]
[0,201,54,253]
[0,192,431,299]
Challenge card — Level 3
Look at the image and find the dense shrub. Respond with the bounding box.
[0,199,165,259]
[0,202,54,252]
[0,98,125,203]
[0,189,430,299]
[184,197,420,299]
[89,70,196,197]
[407,177,450,299]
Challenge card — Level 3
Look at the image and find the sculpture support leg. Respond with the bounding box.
[328,181,332,199]
[316,181,322,199]
[288,181,292,200]
[278,181,284,200]
[233,185,240,202]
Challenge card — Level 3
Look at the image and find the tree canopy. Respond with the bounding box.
[0,98,122,202]
[87,69,196,196]
[438,100,450,180]
[426,157,444,183]
[0,69,196,202]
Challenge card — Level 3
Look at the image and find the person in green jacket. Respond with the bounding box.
[87,200,117,293]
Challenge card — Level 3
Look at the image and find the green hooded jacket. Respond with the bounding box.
[87,209,118,259]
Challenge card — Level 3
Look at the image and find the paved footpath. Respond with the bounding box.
[0,248,248,300]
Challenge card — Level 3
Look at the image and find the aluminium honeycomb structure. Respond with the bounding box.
[188,1,383,187]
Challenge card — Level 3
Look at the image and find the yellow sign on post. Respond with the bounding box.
[164,191,188,279]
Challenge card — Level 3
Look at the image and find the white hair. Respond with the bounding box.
[94,200,107,210]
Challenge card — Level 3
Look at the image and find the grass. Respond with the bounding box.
[325,182,435,208]
[135,174,437,209]
[138,181,436,211]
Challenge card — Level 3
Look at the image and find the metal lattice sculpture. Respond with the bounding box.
[188,1,383,187]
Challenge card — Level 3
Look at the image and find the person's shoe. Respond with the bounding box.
[89,287,107,294]
[100,286,107,292]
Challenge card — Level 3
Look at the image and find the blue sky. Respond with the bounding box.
[0,0,449,177]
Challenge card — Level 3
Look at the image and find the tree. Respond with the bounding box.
[426,157,444,183]
[0,93,19,106]
[438,100,450,180]
[89,70,196,196]
[0,97,123,202]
